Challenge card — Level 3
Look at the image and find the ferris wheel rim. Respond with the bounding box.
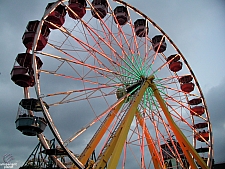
[26,0,214,168]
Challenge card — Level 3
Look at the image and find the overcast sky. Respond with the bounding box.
[0,0,225,168]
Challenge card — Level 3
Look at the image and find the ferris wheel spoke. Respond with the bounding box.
[64,14,123,65]
[56,25,121,67]
[87,0,129,56]
[38,51,121,78]
[155,75,178,82]
[48,88,115,106]
[135,111,164,168]
[163,92,208,122]
[143,23,150,68]
[79,22,144,77]
[127,9,144,56]
[63,97,126,146]
[150,117,186,167]
[142,90,191,167]
[39,69,114,87]
[48,26,144,80]
[98,20,128,57]
[108,4,133,54]
[150,59,176,76]
[79,23,121,62]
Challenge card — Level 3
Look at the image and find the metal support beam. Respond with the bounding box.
[78,99,125,166]
[104,76,154,169]
[135,111,164,169]
[149,76,209,169]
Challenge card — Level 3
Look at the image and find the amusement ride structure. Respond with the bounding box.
[11,0,213,168]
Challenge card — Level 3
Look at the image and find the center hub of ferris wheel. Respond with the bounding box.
[116,73,153,101]
[126,75,145,92]
[115,53,155,100]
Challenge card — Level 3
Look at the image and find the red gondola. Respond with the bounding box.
[167,54,182,72]
[179,75,195,93]
[11,53,43,87]
[22,20,50,51]
[188,98,202,105]
[195,130,209,142]
[190,106,205,116]
[68,0,87,19]
[11,66,35,87]
[45,3,66,29]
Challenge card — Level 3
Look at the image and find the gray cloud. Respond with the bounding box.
[206,78,225,163]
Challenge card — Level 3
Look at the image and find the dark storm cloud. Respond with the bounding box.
[0,1,49,166]
[206,78,225,163]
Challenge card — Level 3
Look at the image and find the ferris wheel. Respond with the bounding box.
[11,0,213,168]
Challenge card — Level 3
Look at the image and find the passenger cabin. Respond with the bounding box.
[193,122,208,129]
[113,6,129,25]
[11,66,35,87]
[15,99,48,136]
[195,130,209,142]
[11,53,43,87]
[152,35,167,53]
[188,98,202,105]
[195,147,209,153]
[134,19,149,37]
[167,54,183,72]
[188,97,204,116]
[16,115,47,136]
[190,106,205,116]
[179,75,195,93]
[68,0,87,19]
[45,3,66,29]
[42,147,67,155]
[16,53,43,70]
[22,20,50,51]
[19,98,49,112]
[91,0,108,19]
